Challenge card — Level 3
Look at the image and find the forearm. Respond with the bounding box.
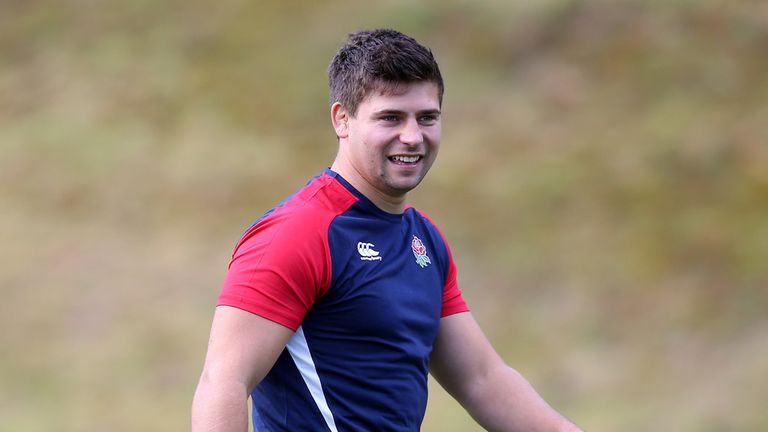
[464,365,581,432]
[191,373,249,432]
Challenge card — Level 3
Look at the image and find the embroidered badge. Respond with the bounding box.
[411,235,431,268]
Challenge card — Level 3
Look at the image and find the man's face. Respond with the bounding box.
[337,81,442,201]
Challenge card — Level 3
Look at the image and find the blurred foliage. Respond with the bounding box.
[2,0,767,431]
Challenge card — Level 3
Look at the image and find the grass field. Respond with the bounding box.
[2,0,767,430]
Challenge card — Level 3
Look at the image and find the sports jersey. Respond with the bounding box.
[218,168,469,431]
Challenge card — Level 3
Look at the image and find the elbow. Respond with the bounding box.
[191,368,251,431]
[457,362,510,413]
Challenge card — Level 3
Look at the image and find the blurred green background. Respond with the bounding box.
[2,0,767,430]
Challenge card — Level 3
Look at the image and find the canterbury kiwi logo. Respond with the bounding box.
[357,242,382,261]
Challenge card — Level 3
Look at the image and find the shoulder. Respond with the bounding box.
[222,174,359,314]
[236,173,359,252]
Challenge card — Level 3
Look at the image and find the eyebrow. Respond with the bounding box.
[372,108,442,117]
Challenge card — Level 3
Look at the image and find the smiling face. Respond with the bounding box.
[331,81,442,213]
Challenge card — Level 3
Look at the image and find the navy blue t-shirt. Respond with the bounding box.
[219,169,468,431]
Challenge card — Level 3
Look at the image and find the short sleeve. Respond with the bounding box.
[217,209,332,331]
[440,240,469,317]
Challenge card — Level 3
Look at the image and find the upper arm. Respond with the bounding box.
[200,305,295,393]
[430,311,505,405]
[205,206,333,391]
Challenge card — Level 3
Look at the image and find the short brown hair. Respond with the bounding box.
[327,29,444,116]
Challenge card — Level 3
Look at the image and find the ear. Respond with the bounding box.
[331,102,349,138]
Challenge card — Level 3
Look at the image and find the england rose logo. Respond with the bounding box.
[411,235,432,268]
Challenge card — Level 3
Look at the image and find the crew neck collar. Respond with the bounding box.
[324,168,406,221]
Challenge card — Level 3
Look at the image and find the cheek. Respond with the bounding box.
[360,133,391,156]
[425,123,441,140]
[364,127,392,143]
[426,129,441,149]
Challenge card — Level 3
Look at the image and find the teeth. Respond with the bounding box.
[391,155,420,163]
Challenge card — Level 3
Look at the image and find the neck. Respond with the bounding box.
[330,161,407,214]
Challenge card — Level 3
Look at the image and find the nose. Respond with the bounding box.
[399,118,423,146]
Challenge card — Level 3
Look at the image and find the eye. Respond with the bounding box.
[418,114,439,124]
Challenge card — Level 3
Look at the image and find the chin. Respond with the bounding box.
[387,179,424,194]
[378,170,429,194]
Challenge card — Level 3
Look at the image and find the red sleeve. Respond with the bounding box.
[217,207,333,331]
[440,240,469,317]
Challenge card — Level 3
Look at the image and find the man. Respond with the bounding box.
[192,29,582,431]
